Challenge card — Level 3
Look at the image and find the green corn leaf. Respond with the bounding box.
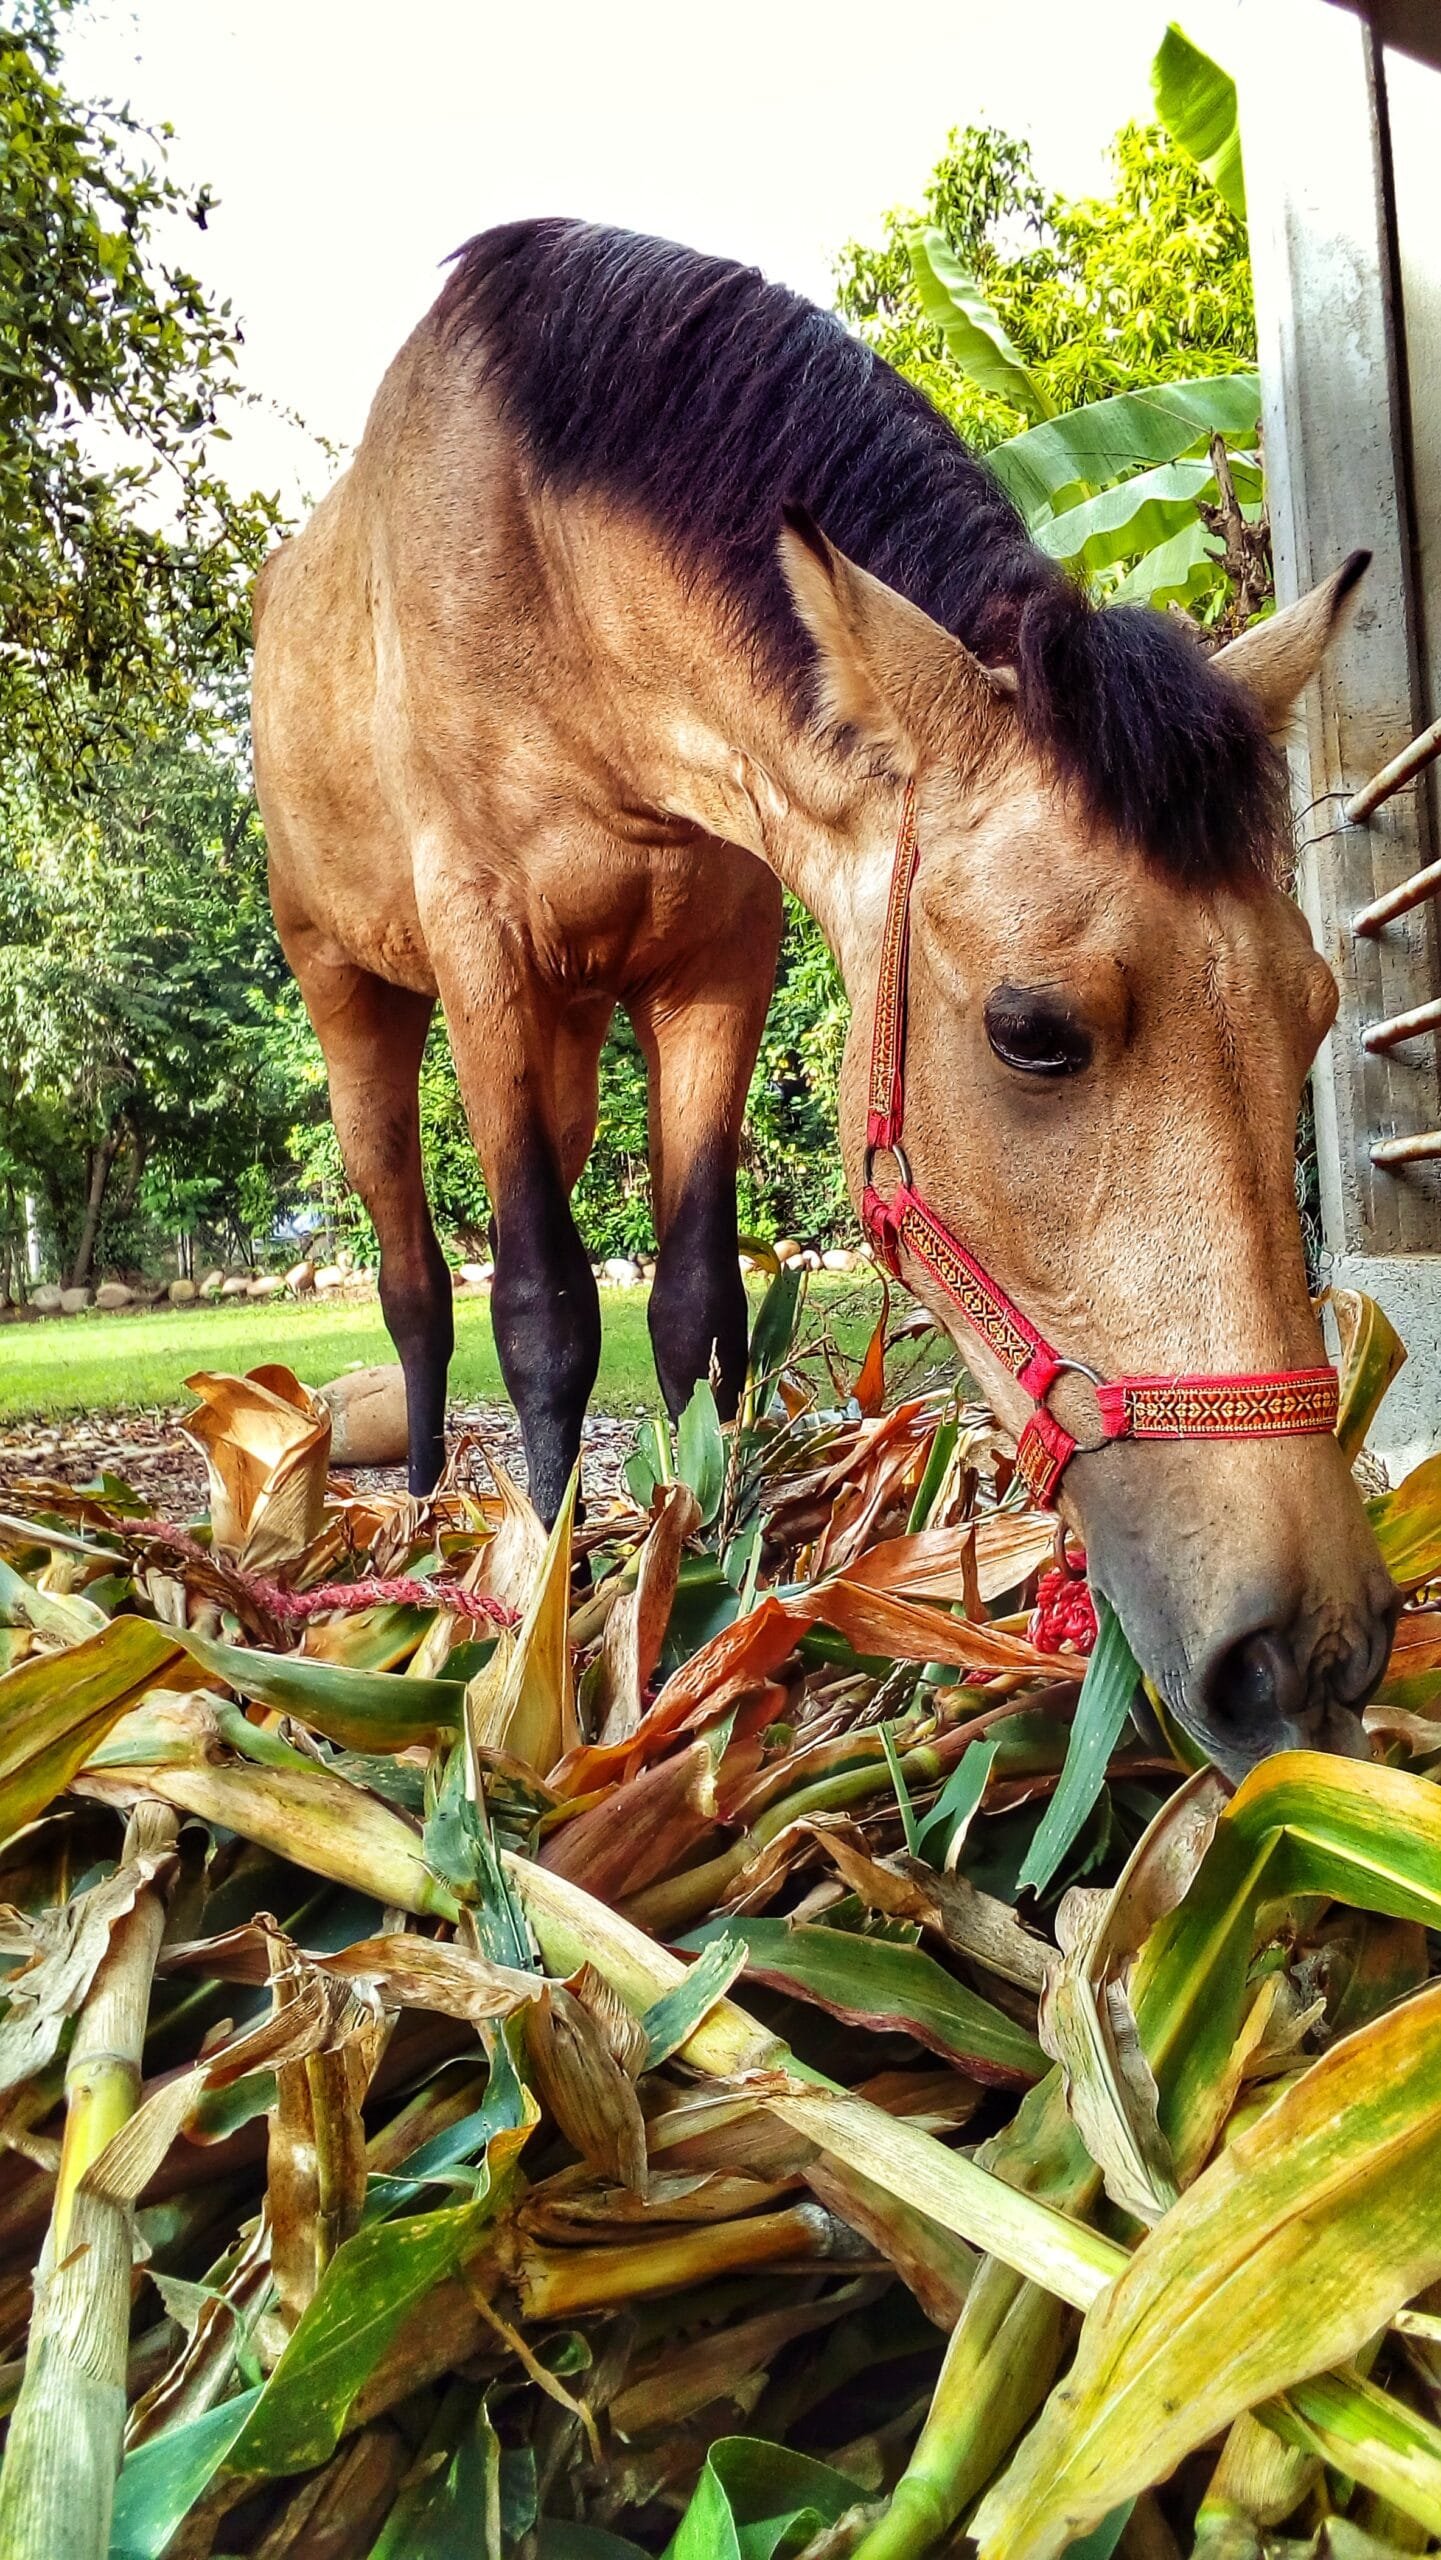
[226,2031,536,2477]
[178,1628,463,1752]
[748,1262,804,1394]
[1152,23,1246,221]
[109,2388,263,2560]
[986,373,1261,528]
[663,2436,858,2560]
[684,1914,1044,2084]
[1017,1597,1139,1898]
[367,2388,506,2558]
[676,1377,726,1527]
[906,229,1053,422]
[915,1734,1000,1863]
[906,1416,959,1534]
[641,1930,750,2067]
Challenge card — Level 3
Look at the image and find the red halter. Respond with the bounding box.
[859,783,1339,1506]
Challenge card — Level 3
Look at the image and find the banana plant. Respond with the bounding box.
[907,222,1261,613]
[1152,21,1245,222]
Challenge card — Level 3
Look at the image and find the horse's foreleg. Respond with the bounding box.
[632,881,782,1424]
[440,956,607,1526]
[280,933,452,1492]
[487,1132,603,1523]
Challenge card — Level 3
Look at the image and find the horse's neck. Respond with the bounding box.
[565,526,901,981]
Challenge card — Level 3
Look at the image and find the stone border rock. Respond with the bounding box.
[2,1237,879,1320]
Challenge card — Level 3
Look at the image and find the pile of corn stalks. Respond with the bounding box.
[1,1272,1441,2560]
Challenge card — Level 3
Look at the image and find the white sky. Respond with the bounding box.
[66,0,1243,509]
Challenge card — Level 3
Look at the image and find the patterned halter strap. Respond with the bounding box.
[859,781,1340,1506]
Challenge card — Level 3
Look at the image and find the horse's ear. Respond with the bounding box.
[1212,551,1370,735]
[777,508,1013,762]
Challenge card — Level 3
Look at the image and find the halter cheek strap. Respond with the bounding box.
[860,782,1339,1506]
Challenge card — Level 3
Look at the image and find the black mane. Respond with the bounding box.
[440,218,1286,884]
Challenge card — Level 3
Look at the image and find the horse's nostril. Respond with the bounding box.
[1198,1626,1302,1744]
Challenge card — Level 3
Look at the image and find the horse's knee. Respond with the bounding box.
[649,1169,747,1421]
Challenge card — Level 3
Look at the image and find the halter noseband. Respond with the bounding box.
[859,783,1339,1506]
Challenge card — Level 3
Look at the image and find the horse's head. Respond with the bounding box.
[780,518,1396,1779]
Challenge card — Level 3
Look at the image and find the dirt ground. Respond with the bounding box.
[0,1400,638,1518]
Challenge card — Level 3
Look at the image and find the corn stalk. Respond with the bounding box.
[0,1803,178,2560]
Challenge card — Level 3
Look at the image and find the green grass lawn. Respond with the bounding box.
[0,1277,881,1422]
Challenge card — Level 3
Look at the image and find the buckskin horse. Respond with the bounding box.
[252,217,1396,1775]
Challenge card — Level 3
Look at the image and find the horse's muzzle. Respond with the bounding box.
[1181,1575,1399,1779]
[1073,1433,1400,1783]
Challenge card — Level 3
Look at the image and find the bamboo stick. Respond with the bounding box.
[0,1804,178,2560]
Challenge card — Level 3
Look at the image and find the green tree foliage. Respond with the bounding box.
[833,118,1253,451]
[0,0,277,796]
[0,725,301,1286]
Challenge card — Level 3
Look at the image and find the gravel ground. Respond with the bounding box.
[0,1400,638,1517]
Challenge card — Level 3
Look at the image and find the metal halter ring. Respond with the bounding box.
[862,1140,913,1194]
[1045,1354,1107,1394]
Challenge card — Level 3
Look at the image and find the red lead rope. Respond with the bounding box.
[859,782,1339,1505]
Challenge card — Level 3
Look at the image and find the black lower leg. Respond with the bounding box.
[649,1158,748,1422]
[490,1148,601,1524]
[379,1227,455,1495]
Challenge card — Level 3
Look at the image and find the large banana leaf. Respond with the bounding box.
[1152,23,1246,222]
[1110,518,1225,608]
[1035,453,1260,576]
[985,374,1261,528]
[906,230,1053,423]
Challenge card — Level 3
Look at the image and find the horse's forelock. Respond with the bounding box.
[1010,586,1290,887]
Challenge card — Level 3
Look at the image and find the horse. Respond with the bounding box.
[251,217,1396,1777]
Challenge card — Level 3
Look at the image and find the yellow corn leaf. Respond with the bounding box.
[1040,1771,1226,2224]
[1136,1751,1441,2180]
[524,1980,648,2194]
[1368,1453,1441,1595]
[131,1754,462,1923]
[0,1616,184,1847]
[468,1469,579,1776]
[971,1979,1441,2560]
[475,1447,548,1612]
[180,1367,330,1572]
[1328,1286,1407,1464]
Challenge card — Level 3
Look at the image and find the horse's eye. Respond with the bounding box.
[984,985,1093,1079]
